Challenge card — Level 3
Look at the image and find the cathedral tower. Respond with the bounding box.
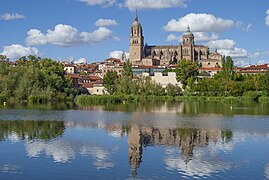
[182,25,194,46]
[182,26,195,61]
[129,15,144,63]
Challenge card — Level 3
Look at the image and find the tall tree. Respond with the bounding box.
[123,60,133,77]
[103,70,118,95]
[175,59,199,89]
[222,56,234,80]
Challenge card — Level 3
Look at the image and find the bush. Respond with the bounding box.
[259,96,269,103]
[222,96,240,104]
[77,95,126,105]
[0,95,6,103]
[28,95,48,104]
[243,91,263,101]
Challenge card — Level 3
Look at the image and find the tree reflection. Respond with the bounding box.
[0,120,65,141]
[127,125,233,176]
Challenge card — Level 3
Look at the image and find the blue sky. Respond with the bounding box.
[0,0,268,66]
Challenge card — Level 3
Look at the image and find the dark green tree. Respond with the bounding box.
[175,59,199,89]
[123,60,133,77]
[103,70,118,95]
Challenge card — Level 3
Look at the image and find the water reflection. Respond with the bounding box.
[1,164,23,174]
[127,125,234,176]
[1,107,269,179]
[0,120,235,177]
[83,101,269,115]
[25,141,75,163]
[0,120,65,141]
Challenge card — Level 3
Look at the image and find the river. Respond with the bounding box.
[0,101,269,179]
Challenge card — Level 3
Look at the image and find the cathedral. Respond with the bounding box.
[129,15,222,68]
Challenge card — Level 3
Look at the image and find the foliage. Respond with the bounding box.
[77,94,138,105]
[166,83,182,96]
[175,59,199,89]
[123,60,133,77]
[103,70,118,95]
[0,55,77,103]
[0,120,65,141]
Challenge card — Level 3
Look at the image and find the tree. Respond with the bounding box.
[103,70,118,95]
[166,83,181,96]
[0,55,8,62]
[219,56,234,80]
[123,60,133,77]
[175,59,199,89]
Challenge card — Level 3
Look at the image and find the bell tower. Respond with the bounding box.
[129,15,144,63]
[182,25,194,46]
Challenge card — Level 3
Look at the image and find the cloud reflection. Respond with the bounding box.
[265,163,269,180]
[1,164,23,174]
[80,145,118,169]
[25,140,118,169]
[25,141,75,163]
[164,147,231,178]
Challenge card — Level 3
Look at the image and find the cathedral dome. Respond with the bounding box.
[132,16,141,27]
[183,25,194,37]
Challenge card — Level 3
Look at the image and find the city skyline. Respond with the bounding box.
[0,0,269,66]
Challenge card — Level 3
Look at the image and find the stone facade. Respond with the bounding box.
[129,16,222,68]
[142,72,182,88]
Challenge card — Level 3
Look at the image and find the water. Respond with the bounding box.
[0,101,269,179]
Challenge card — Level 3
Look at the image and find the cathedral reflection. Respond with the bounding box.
[127,125,233,176]
[0,119,233,176]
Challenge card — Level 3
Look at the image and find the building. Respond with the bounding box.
[64,63,75,74]
[236,64,269,74]
[129,15,222,68]
[142,72,182,88]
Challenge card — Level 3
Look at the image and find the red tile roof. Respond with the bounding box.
[199,68,223,71]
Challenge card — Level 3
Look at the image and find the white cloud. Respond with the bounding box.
[123,0,187,11]
[26,29,47,46]
[0,13,25,21]
[266,10,269,27]
[164,13,234,33]
[95,19,118,27]
[1,44,39,59]
[26,24,116,47]
[218,48,248,59]
[72,58,88,64]
[167,32,218,42]
[233,59,249,67]
[80,27,114,43]
[235,21,252,32]
[166,34,180,42]
[208,39,248,61]
[80,0,116,7]
[208,39,236,50]
[193,32,219,42]
[109,50,129,60]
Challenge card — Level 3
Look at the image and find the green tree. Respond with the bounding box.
[123,60,133,77]
[103,70,118,95]
[216,56,234,80]
[166,83,181,96]
[175,59,199,89]
[0,55,8,62]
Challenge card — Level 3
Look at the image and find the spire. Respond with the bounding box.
[187,25,190,32]
[135,9,138,21]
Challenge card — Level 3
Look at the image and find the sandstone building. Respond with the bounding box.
[129,15,222,68]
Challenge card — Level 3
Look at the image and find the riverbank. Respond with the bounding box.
[76,94,269,106]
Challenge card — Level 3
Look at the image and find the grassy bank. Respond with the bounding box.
[76,94,269,106]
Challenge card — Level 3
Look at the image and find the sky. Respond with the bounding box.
[0,0,269,66]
